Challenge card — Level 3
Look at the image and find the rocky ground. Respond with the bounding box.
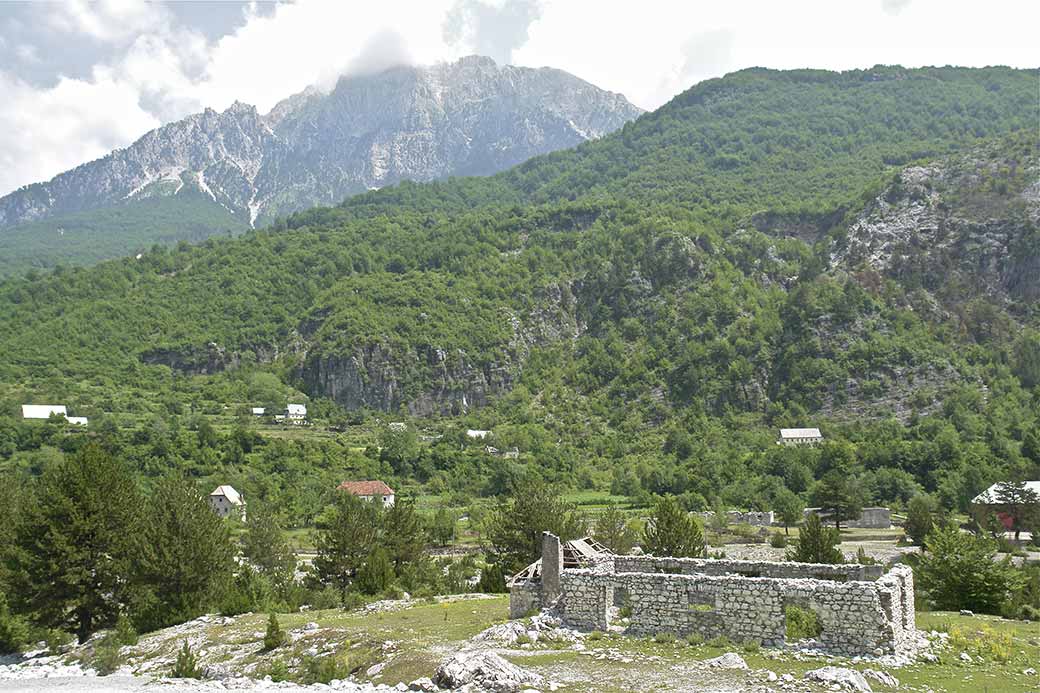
[1,596,1036,692]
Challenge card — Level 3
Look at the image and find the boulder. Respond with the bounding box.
[804,666,872,692]
[434,650,543,692]
[863,669,899,688]
[704,652,748,670]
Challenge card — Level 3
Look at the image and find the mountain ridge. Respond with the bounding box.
[0,56,642,233]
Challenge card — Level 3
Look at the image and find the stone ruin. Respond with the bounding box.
[509,532,915,657]
[805,506,892,529]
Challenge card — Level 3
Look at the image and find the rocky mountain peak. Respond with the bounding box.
[0,56,642,233]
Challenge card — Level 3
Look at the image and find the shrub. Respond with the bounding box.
[706,635,731,648]
[904,495,936,546]
[0,593,29,655]
[172,641,203,679]
[785,605,822,641]
[587,630,603,641]
[948,625,1013,663]
[769,531,788,549]
[304,586,342,611]
[263,613,287,651]
[300,655,351,685]
[113,614,138,647]
[653,631,677,644]
[918,527,1025,614]
[92,637,124,676]
[266,659,290,682]
[44,629,73,655]
[618,603,632,619]
[742,639,761,653]
[685,633,704,647]
[514,633,532,645]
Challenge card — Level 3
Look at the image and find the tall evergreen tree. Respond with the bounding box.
[592,505,639,554]
[312,492,380,595]
[642,496,705,558]
[787,512,843,564]
[241,503,297,592]
[773,488,804,536]
[485,477,587,574]
[383,497,426,571]
[130,477,236,632]
[905,495,937,546]
[12,443,140,641]
[811,470,863,530]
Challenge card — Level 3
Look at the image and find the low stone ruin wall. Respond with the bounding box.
[512,533,914,656]
[560,562,914,655]
[805,507,892,529]
[695,510,775,526]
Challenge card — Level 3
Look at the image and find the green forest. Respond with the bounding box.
[0,66,1038,653]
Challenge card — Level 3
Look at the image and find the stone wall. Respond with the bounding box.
[696,510,775,526]
[512,535,915,656]
[805,507,892,529]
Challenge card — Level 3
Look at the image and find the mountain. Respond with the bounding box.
[0,66,1037,518]
[0,55,641,275]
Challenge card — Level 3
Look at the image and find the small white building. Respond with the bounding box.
[466,429,491,440]
[337,480,396,507]
[778,428,823,446]
[22,404,68,420]
[208,485,245,519]
[66,416,89,426]
[285,403,307,422]
[251,407,266,416]
[388,422,407,432]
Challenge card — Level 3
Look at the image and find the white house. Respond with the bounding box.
[778,428,824,446]
[208,485,245,519]
[251,407,266,416]
[388,422,407,432]
[22,404,68,420]
[66,416,88,426]
[466,429,491,440]
[338,480,395,507]
[285,404,307,422]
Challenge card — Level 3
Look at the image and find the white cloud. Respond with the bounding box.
[0,0,1037,196]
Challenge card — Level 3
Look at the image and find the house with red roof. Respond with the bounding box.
[337,480,395,507]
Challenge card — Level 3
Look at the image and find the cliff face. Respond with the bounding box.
[833,137,1040,314]
[0,56,642,231]
[298,281,584,414]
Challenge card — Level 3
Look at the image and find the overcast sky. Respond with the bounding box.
[0,0,1036,197]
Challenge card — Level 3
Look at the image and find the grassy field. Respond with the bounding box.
[101,597,1039,692]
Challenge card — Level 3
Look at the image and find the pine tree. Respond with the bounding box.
[905,495,936,546]
[263,613,286,651]
[485,477,588,574]
[241,504,297,592]
[355,547,395,595]
[312,492,380,595]
[773,489,804,535]
[592,505,638,554]
[787,512,843,564]
[811,470,863,530]
[642,496,705,558]
[172,640,202,679]
[383,497,426,571]
[477,562,507,594]
[130,477,236,632]
[13,443,141,641]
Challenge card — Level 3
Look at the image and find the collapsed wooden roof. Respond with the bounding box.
[508,537,611,585]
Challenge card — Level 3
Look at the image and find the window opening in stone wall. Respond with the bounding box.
[813,573,848,582]
[688,589,716,613]
[784,604,823,641]
[737,570,761,578]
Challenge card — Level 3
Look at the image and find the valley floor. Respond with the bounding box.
[1,595,1037,692]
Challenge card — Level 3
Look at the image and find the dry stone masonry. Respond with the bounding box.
[511,532,915,657]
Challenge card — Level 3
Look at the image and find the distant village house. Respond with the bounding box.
[971,481,1040,534]
[209,485,245,519]
[251,407,266,416]
[466,429,491,440]
[338,480,395,507]
[21,404,87,427]
[285,403,307,422]
[778,428,823,446]
[22,404,68,420]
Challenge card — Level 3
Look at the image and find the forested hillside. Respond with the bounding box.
[0,65,1037,527]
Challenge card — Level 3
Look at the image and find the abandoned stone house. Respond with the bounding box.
[510,533,915,657]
